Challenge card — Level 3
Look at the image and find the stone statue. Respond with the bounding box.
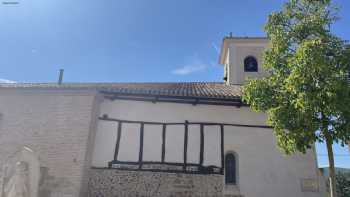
[3,162,29,197]
[1,147,40,197]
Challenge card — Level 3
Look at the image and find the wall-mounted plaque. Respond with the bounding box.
[300,178,318,192]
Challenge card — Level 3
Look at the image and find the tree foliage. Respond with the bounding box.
[243,0,350,154]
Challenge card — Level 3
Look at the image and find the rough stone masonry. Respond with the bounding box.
[88,169,223,197]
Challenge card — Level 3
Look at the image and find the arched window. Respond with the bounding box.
[225,153,237,184]
[244,56,258,72]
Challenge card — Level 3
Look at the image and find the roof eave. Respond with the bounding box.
[101,91,244,107]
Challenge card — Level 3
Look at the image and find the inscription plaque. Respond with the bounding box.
[300,178,318,192]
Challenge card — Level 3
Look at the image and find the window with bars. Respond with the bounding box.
[225,153,237,184]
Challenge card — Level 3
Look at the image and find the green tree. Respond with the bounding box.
[242,0,350,196]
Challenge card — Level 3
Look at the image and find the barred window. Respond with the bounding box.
[225,153,237,184]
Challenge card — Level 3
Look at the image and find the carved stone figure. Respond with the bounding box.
[1,147,40,197]
[3,162,29,197]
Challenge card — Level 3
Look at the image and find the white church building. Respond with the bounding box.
[0,36,326,197]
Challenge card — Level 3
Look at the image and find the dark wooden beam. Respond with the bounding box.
[99,116,273,129]
[113,121,122,161]
[199,124,204,166]
[161,124,166,163]
[103,160,223,175]
[183,121,188,170]
[220,124,224,175]
[139,123,144,169]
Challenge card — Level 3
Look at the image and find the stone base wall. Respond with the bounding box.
[88,169,224,197]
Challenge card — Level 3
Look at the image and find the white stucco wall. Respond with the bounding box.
[92,120,118,167]
[118,123,140,162]
[187,125,200,164]
[165,125,185,163]
[143,124,163,161]
[203,125,221,167]
[92,99,324,197]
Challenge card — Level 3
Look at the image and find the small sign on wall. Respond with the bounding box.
[300,178,318,192]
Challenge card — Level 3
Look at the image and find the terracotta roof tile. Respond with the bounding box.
[0,82,242,100]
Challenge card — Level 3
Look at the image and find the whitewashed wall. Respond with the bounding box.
[143,124,162,161]
[203,125,221,167]
[118,123,140,161]
[91,99,324,197]
[92,120,222,167]
[164,125,184,163]
[187,125,200,164]
[92,121,118,167]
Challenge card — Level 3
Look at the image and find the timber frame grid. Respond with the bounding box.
[95,114,271,175]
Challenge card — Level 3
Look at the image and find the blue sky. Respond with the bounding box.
[0,0,349,167]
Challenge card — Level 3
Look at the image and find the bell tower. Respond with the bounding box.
[219,36,269,85]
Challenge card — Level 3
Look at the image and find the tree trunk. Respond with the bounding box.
[326,137,337,197]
